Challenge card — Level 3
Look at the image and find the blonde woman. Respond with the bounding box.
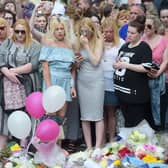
[101,17,125,142]
[0,19,41,145]
[142,15,168,130]
[39,18,76,143]
[0,19,41,113]
[75,18,104,154]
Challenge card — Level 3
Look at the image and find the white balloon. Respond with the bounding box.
[7,111,32,139]
[42,85,66,113]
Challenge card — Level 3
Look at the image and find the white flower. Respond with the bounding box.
[4,162,13,168]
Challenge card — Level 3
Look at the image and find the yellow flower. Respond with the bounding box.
[113,160,121,166]
[142,154,163,163]
[53,166,62,168]
[99,159,108,168]
[10,144,21,152]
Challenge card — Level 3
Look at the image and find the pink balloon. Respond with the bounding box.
[25,92,45,119]
[35,119,60,142]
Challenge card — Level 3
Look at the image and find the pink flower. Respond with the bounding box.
[143,144,156,153]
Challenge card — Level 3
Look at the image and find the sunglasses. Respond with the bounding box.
[0,26,6,31]
[145,24,153,29]
[14,30,26,34]
[80,29,92,35]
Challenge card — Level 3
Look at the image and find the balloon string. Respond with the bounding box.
[25,119,37,155]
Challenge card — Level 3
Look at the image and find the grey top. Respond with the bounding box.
[0,39,41,72]
[0,39,42,105]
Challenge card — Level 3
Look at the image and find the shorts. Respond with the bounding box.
[104,91,119,106]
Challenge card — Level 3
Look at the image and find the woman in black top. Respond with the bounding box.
[113,16,155,128]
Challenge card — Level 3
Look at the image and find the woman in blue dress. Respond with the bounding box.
[39,18,76,141]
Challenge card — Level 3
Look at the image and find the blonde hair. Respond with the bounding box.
[45,17,70,46]
[12,19,32,48]
[101,17,120,46]
[145,3,158,16]
[117,10,130,19]
[116,10,130,27]
[146,15,162,33]
[0,17,9,38]
[76,17,101,52]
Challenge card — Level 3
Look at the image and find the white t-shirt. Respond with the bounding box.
[102,38,125,91]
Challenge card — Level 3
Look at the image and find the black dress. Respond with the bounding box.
[114,41,155,128]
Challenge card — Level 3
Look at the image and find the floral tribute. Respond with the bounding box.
[1,129,168,168]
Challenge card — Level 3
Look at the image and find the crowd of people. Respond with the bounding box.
[0,0,168,155]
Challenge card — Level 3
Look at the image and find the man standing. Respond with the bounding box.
[77,0,92,17]
[119,3,146,40]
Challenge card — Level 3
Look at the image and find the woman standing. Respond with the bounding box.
[142,15,168,130]
[0,19,41,144]
[0,19,41,114]
[113,16,155,128]
[76,18,104,152]
[101,17,125,142]
[39,18,76,143]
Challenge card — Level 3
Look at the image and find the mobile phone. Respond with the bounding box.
[142,63,152,70]
[151,62,160,70]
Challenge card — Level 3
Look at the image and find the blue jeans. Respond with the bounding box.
[149,73,166,125]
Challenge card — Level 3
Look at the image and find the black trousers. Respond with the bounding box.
[160,83,168,130]
[119,100,155,129]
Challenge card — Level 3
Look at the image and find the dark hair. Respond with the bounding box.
[0,2,4,13]
[119,3,129,11]
[103,4,113,17]
[140,3,147,14]
[87,7,101,20]
[130,3,146,14]
[91,0,101,6]
[159,0,168,15]
[3,9,16,26]
[3,0,16,13]
[129,15,146,33]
